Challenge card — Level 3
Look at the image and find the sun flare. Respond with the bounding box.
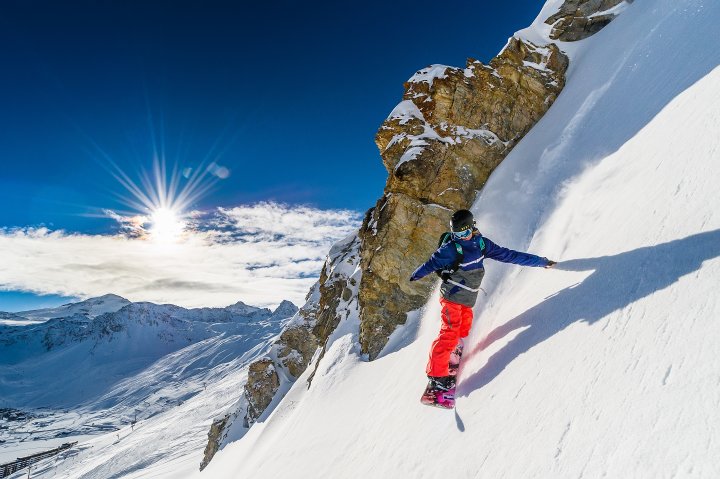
[104,155,220,243]
[149,207,185,243]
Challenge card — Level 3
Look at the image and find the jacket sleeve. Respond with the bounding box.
[483,237,549,267]
[411,242,459,280]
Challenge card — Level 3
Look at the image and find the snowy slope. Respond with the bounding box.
[0,298,291,406]
[0,297,297,476]
[202,1,720,478]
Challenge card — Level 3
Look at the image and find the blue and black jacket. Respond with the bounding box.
[411,229,550,307]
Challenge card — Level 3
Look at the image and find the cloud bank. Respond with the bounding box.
[0,202,362,309]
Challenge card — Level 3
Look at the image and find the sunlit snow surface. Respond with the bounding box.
[203,0,720,478]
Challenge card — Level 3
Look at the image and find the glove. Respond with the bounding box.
[544,259,557,269]
[440,271,451,282]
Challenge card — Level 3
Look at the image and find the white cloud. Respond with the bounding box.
[0,203,362,309]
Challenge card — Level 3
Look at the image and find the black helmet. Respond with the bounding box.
[451,209,474,232]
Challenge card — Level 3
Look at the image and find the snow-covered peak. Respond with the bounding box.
[271,300,299,319]
[1,296,294,362]
[13,293,131,323]
[224,300,264,316]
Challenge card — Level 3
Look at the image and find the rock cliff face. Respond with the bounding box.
[546,0,632,41]
[357,38,568,359]
[244,358,280,425]
[200,414,230,470]
[241,233,361,427]
[355,0,635,358]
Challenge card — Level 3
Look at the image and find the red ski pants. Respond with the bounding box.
[426,298,473,377]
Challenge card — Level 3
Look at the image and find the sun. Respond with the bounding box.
[103,155,226,243]
[149,207,186,243]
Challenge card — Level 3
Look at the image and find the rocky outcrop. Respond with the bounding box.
[274,308,319,379]
[357,38,569,359]
[200,414,230,470]
[241,234,361,428]
[546,0,632,41]
[243,359,280,426]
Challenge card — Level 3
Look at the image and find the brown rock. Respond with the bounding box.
[200,414,230,470]
[277,324,319,379]
[545,0,631,41]
[243,358,280,427]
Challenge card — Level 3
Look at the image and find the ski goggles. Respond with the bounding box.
[452,228,473,240]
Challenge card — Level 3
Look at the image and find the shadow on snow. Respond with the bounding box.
[459,229,720,397]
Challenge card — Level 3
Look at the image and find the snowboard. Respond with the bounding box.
[420,339,464,409]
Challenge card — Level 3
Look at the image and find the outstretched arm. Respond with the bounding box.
[484,237,554,268]
[410,243,458,281]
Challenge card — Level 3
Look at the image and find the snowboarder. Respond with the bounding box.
[410,209,556,407]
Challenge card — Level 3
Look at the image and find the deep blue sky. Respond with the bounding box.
[0,0,538,232]
[0,0,539,311]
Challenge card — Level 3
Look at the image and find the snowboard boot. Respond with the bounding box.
[428,375,456,391]
[421,375,456,409]
[448,338,464,377]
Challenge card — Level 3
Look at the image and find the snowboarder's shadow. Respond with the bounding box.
[458,229,720,397]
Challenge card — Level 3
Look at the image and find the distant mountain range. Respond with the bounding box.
[0,294,298,467]
[0,294,297,408]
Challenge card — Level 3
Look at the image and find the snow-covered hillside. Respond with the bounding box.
[0,296,297,476]
[200,0,720,478]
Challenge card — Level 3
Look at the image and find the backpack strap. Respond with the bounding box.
[435,232,464,279]
[437,232,452,248]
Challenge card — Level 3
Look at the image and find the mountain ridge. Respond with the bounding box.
[0,293,300,474]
